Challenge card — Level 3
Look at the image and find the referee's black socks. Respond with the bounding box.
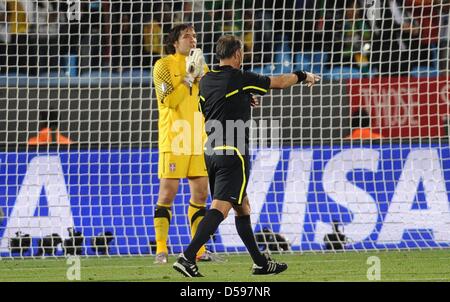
[184,209,224,262]
[235,215,267,267]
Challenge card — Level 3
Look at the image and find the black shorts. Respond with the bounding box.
[204,146,251,205]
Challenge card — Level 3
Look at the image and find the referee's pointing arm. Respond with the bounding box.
[269,70,321,89]
[211,35,321,90]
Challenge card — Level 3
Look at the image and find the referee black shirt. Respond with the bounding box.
[199,65,271,152]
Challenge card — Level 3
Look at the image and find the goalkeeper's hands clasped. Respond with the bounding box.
[185,48,206,88]
[184,73,195,88]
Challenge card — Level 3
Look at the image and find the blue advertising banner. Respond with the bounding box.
[0,143,449,257]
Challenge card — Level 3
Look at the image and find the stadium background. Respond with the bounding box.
[0,0,449,261]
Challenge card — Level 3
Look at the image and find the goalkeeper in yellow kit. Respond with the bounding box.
[152,24,221,264]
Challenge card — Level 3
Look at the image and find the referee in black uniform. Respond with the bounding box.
[173,35,321,277]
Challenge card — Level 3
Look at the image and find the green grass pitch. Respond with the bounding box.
[0,249,448,282]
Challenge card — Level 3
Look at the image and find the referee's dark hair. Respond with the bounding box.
[164,24,194,55]
[216,35,243,60]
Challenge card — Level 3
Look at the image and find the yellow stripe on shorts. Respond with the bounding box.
[213,145,246,204]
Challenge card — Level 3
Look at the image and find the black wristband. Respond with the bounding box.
[293,70,307,83]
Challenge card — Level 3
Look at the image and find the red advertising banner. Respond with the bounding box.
[349,76,450,138]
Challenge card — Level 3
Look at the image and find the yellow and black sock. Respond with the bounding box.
[154,204,172,255]
[188,201,207,257]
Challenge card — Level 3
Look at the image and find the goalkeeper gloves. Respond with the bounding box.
[186,48,206,78]
[184,73,195,88]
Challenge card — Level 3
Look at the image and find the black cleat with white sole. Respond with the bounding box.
[252,255,288,275]
[173,254,204,277]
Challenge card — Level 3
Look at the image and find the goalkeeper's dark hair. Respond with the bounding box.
[164,24,194,55]
[215,35,243,60]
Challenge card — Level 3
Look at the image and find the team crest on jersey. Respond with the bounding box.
[169,163,176,172]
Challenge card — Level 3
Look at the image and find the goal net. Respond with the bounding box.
[0,0,449,258]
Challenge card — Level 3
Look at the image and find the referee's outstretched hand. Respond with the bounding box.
[304,72,321,88]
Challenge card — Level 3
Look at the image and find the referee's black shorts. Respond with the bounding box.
[204,146,250,205]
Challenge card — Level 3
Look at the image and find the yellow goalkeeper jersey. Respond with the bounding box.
[153,53,208,155]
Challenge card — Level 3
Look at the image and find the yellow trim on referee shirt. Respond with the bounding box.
[213,145,246,204]
[211,69,221,73]
[225,90,239,98]
[243,86,268,93]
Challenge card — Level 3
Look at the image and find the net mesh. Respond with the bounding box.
[0,0,449,258]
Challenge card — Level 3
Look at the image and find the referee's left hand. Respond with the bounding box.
[305,72,321,88]
[250,96,260,107]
